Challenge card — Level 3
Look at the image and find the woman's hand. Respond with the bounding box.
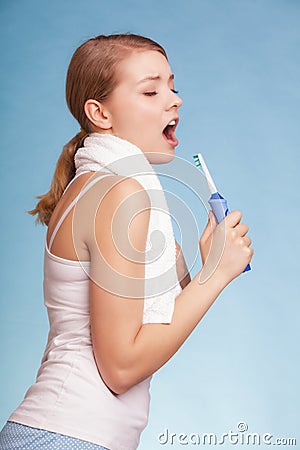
[199,210,218,267]
[199,210,253,284]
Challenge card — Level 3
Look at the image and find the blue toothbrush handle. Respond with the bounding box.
[208,192,251,273]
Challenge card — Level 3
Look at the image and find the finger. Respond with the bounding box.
[200,211,218,243]
[235,223,249,237]
[175,240,181,259]
[201,210,218,242]
[243,236,252,246]
[209,210,218,228]
[224,210,242,227]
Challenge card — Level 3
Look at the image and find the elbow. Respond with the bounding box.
[102,367,136,395]
[93,351,135,395]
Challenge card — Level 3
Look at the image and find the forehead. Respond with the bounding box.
[117,50,172,84]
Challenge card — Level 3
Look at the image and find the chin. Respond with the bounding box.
[145,150,175,165]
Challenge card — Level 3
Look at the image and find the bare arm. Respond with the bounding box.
[84,177,253,394]
[175,240,191,289]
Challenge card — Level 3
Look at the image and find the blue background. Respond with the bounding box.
[0,0,299,448]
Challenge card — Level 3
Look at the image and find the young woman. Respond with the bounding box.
[0,34,253,450]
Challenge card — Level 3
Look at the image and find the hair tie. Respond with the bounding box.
[80,127,87,136]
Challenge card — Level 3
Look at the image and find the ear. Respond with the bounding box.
[84,99,112,130]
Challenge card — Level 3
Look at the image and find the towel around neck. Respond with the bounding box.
[75,133,182,324]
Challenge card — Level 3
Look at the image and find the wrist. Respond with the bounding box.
[196,264,229,291]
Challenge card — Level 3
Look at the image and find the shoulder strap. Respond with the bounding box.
[48,172,114,251]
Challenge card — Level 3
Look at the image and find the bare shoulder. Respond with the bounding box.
[80,173,150,208]
[72,174,151,226]
[96,175,150,241]
[100,175,150,205]
[87,175,151,230]
[64,173,151,263]
[81,175,151,262]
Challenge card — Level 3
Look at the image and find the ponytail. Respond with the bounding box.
[27,131,87,226]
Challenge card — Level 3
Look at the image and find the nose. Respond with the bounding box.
[168,91,183,110]
[174,92,183,107]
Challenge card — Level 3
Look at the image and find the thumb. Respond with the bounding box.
[201,210,218,242]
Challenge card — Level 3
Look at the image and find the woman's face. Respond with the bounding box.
[104,50,182,164]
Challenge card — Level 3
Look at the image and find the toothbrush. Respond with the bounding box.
[193,153,251,273]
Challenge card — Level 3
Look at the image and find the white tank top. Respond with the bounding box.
[9,173,152,450]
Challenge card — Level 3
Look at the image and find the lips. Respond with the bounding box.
[162,118,179,147]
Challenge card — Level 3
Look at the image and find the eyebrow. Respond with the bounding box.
[138,74,175,84]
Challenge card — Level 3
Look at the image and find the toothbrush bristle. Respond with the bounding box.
[193,152,218,194]
[193,154,202,168]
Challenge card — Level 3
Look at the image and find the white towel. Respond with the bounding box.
[75,133,182,324]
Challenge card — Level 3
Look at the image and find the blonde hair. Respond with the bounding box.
[28,33,167,226]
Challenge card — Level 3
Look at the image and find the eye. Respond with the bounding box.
[171,89,179,94]
[144,91,157,96]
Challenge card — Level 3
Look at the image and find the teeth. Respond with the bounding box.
[168,120,176,126]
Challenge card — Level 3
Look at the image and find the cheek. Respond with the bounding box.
[109,94,162,145]
[119,105,159,135]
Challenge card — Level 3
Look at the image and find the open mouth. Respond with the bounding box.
[162,119,179,147]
